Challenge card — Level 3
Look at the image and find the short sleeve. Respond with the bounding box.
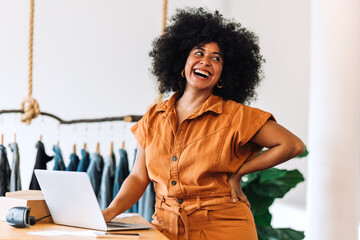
[234,105,275,146]
[231,105,275,161]
[130,111,149,149]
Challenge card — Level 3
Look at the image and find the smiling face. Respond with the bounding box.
[183,42,224,93]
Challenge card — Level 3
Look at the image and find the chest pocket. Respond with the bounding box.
[176,114,230,186]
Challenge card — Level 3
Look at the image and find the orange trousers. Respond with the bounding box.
[152,195,258,240]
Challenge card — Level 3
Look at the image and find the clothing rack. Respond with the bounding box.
[0,109,142,124]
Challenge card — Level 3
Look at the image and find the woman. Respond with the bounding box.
[102,8,305,240]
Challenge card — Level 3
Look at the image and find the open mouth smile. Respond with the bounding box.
[193,69,211,79]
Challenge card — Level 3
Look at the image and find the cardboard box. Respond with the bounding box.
[0,190,53,223]
[5,190,44,198]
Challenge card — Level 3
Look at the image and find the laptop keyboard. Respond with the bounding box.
[107,222,137,227]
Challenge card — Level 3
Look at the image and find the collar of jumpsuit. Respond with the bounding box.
[156,91,223,118]
[131,91,272,240]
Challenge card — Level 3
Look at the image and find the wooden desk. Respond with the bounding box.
[0,214,168,240]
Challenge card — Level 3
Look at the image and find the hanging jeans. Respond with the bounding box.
[9,142,21,191]
[99,154,116,209]
[53,145,65,171]
[0,145,11,196]
[113,148,129,199]
[66,153,79,171]
[138,182,155,223]
[77,149,90,172]
[127,148,138,213]
[87,153,104,200]
[29,141,53,190]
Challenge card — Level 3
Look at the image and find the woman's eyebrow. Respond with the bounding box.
[194,46,223,57]
[213,52,223,57]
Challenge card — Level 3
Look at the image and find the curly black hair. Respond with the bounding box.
[149,7,264,104]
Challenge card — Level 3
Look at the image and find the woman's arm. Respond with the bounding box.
[228,120,305,203]
[102,144,150,222]
[236,119,305,178]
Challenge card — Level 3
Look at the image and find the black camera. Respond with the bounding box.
[6,207,36,228]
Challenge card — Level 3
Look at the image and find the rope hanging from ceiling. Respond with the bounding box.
[0,0,169,124]
[155,0,168,103]
[21,0,40,125]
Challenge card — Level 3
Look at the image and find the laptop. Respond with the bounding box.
[34,169,154,231]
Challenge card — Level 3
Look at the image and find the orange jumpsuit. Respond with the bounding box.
[131,92,274,240]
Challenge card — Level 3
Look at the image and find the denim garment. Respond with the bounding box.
[99,153,116,209]
[53,145,65,171]
[0,145,11,196]
[9,143,21,191]
[127,149,138,213]
[113,149,129,199]
[76,149,90,172]
[138,182,155,222]
[87,153,104,199]
[29,141,53,190]
[66,153,79,171]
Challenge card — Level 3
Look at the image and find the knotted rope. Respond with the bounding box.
[21,0,40,125]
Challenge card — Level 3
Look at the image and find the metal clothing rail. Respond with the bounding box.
[0,109,142,124]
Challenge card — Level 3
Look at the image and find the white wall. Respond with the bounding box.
[0,0,309,208]
[228,0,310,206]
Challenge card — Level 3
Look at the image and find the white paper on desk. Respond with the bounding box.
[28,230,99,237]
[115,213,140,219]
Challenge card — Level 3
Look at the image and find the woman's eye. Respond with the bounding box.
[213,56,223,62]
[195,51,203,56]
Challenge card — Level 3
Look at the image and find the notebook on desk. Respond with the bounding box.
[34,169,153,231]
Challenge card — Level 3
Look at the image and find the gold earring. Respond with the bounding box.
[217,79,224,88]
[181,70,185,78]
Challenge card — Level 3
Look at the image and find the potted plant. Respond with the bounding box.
[242,148,308,240]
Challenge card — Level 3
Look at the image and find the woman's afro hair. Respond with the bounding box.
[149,7,265,104]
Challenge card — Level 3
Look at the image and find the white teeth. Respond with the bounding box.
[194,69,210,77]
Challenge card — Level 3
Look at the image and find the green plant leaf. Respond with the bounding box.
[274,228,305,239]
[254,208,272,227]
[257,225,279,240]
[241,171,260,188]
[264,169,305,189]
[243,165,306,239]
[250,169,305,198]
[252,184,294,199]
[259,168,287,183]
[246,187,275,215]
[257,226,305,240]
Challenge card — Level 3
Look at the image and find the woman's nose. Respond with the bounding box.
[200,58,210,66]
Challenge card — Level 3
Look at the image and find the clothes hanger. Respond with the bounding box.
[73,144,76,154]
[110,141,113,155]
[39,134,43,142]
[14,133,16,143]
[121,140,125,150]
[56,124,61,147]
[1,134,4,145]
[96,142,100,154]
[83,142,87,151]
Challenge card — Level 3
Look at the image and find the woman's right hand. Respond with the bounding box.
[102,208,115,222]
[101,144,150,223]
